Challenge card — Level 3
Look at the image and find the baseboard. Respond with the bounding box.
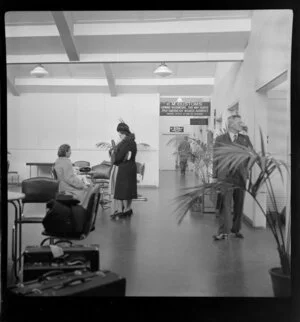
[243,214,253,227]
[138,185,157,188]
[243,214,266,229]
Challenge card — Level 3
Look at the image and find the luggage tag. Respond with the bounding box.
[49,245,64,258]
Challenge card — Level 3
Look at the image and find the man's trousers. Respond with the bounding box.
[217,186,245,234]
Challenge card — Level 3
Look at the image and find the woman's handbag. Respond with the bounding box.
[79,167,92,173]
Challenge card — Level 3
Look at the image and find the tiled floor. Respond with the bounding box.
[6,170,279,296]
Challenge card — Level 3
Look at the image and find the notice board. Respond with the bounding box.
[160,101,210,116]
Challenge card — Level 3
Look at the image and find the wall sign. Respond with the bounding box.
[170,126,184,133]
[190,118,208,125]
[160,102,211,116]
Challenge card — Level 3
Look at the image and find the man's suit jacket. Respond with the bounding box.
[213,132,253,186]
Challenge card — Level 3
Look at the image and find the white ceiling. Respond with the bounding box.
[5,10,253,97]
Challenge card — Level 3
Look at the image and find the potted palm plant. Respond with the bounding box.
[96,118,151,152]
[173,128,291,297]
[167,130,226,213]
[96,141,150,151]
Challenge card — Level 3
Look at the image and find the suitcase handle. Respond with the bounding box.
[40,237,53,246]
[38,270,65,282]
[60,272,101,288]
[54,239,73,246]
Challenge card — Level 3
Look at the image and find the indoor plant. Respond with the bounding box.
[95,141,150,151]
[173,128,291,297]
[96,119,150,152]
[167,136,208,211]
[167,130,225,212]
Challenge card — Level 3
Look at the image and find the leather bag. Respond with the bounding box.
[43,197,87,234]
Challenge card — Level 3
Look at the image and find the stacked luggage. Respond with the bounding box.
[9,269,126,297]
[22,242,100,282]
[8,240,126,297]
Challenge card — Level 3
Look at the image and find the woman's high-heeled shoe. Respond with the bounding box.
[123,209,133,217]
[110,211,123,219]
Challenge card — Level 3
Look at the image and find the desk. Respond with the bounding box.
[26,162,54,177]
[8,191,25,280]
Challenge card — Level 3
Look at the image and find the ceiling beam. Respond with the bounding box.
[51,11,80,61]
[74,19,251,36]
[5,25,59,37]
[7,76,20,96]
[255,70,287,93]
[103,64,117,96]
[117,78,214,86]
[7,52,244,64]
[14,77,214,87]
[5,18,251,38]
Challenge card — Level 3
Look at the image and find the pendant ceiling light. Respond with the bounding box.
[153,62,172,77]
[30,64,49,77]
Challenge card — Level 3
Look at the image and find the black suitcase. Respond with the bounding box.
[9,269,126,297]
[23,244,99,282]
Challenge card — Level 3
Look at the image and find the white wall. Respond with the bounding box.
[266,97,288,213]
[7,92,160,186]
[210,10,292,227]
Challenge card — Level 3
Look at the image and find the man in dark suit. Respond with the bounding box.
[212,115,253,241]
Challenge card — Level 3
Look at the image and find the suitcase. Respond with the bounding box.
[23,244,99,282]
[9,269,126,297]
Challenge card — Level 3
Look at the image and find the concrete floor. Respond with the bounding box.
[6,170,279,296]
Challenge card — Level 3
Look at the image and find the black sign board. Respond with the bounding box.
[170,126,184,133]
[190,118,208,125]
[160,101,211,116]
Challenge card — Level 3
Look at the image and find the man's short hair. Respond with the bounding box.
[227,114,241,121]
[227,114,241,127]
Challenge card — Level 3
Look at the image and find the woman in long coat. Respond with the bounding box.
[110,122,137,219]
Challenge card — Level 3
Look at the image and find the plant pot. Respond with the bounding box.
[269,267,291,297]
[191,196,203,213]
[204,191,217,213]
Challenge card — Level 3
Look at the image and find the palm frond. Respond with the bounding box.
[214,143,253,174]
[95,142,112,150]
[166,136,180,147]
[268,157,290,183]
[173,181,233,224]
[172,126,291,274]
[137,143,150,150]
[259,127,266,157]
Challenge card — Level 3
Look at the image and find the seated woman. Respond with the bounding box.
[54,144,90,203]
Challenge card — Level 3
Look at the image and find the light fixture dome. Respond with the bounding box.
[153,62,172,77]
[30,64,48,77]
